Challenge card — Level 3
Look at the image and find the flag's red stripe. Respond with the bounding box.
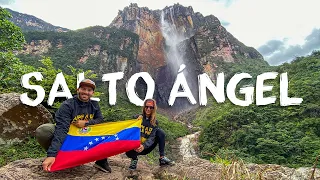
[50,140,140,172]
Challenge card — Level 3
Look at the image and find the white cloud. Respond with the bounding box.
[0,0,15,5]
[4,0,320,61]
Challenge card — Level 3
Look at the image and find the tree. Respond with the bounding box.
[0,7,25,51]
[0,7,34,92]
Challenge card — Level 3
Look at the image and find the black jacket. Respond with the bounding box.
[47,95,104,157]
[134,114,158,149]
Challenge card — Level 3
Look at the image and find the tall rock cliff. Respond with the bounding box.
[14,3,266,111]
[110,3,264,110]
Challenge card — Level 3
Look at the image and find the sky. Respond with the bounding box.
[1,0,320,66]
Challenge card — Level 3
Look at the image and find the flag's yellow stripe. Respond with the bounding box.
[68,119,142,136]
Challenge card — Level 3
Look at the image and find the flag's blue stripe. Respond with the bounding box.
[60,127,140,151]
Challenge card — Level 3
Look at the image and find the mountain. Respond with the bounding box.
[5,8,69,32]
[109,3,265,109]
[110,3,263,71]
[15,3,268,111]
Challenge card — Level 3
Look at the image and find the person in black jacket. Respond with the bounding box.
[125,99,175,170]
[35,79,111,173]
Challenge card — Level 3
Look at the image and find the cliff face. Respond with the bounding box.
[110,3,264,109]
[110,3,263,69]
[18,27,140,91]
[111,5,165,74]
[15,3,266,110]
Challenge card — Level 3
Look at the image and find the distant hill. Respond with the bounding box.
[5,8,69,32]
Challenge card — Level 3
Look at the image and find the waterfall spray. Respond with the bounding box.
[160,8,188,71]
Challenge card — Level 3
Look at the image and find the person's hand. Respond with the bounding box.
[73,120,87,128]
[137,115,143,120]
[42,157,55,172]
[135,144,144,153]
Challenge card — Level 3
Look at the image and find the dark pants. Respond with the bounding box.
[126,128,166,160]
[35,123,107,163]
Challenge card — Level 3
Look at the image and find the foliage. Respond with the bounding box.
[0,8,34,93]
[157,113,188,141]
[198,52,320,168]
[23,57,98,108]
[0,7,25,51]
[0,52,35,93]
[0,137,46,167]
[18,26,139,75]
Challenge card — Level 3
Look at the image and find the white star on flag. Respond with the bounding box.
[114,134,119,140]
[95,138,99,142]
[89,141,93,145]
[101,137,105,140]
[84,146,88,151]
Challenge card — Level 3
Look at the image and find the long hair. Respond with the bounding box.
[142,99,157,126]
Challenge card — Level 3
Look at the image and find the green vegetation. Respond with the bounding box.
[0,7,35,93]
[198,51,320,168]
[0,137,46,167]
[2,6,319,171]
[18,26,139,75]
[0,7,25,51]
[30,57,98,108]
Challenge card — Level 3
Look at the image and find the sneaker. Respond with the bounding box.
[129,159,138,170]
[94,159,112,173]
[159,156,175,166]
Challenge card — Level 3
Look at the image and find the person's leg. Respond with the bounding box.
[155,128,175,166]
[35,123,55,151]
[125,142,158,170]
[126,150,139,170]
[126,150,139,160]
[138,141,158,155]
[94,158,111,173]
[156,128,166,157]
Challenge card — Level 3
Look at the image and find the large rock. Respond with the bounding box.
[0,93,53,145]
[0,155,319,180]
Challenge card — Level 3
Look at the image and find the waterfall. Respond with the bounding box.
[160,8,188,71]
[158,7,199,111]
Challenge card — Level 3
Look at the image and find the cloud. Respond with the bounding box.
[0,0,15,5]
[221,20,230,27]
[258,40,284,56]
[211,0,236,7]
[4,0,320,52]
[261,28,320,65]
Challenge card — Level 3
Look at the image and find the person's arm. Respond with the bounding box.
[85,102,104,126]
[47,102,72,157]
[132,114,142,119]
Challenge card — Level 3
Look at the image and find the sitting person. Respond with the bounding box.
[125,99,175,170]
[35,79,111,173]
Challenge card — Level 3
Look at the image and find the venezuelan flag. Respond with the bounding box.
[49,119,142,172]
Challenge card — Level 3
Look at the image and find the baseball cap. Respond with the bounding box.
[79,79,96,90]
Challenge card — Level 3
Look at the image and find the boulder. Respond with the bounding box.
[0,93,53,145]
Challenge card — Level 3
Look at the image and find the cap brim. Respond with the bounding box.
[79,83,95,90]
